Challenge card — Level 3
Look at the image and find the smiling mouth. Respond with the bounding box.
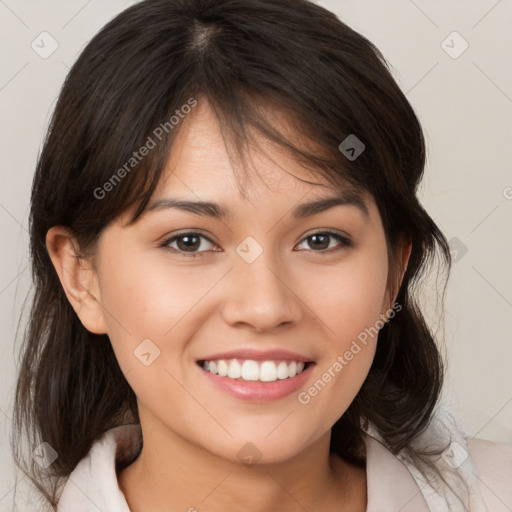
[197,358,314,382]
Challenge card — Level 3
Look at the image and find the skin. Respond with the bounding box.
[47,98,411,512]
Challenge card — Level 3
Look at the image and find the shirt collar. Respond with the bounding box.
[57,424,429,512]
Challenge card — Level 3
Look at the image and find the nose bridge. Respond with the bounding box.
[221,235,302,331]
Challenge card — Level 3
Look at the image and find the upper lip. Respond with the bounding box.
[197,348,314,363]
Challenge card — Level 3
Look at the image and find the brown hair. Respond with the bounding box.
[13,0,464,508]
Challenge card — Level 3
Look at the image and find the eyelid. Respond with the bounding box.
[300,228,352,243]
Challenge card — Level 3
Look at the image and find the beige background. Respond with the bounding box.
[0,0,511,507]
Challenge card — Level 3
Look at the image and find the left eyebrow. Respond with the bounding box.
[145,190,370,221]
[292,191,369,220]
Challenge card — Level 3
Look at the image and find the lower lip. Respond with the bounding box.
[198,363,315,402]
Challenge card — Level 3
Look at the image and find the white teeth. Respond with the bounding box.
[217,359,228,377]
[276,361,289,379]
[201,358,308,382]
[227,359,242,379]
[260,361,277,382]
[241,360,260,381]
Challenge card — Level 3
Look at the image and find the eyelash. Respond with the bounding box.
[160,230,353,258]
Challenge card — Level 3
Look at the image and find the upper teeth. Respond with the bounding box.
[202,359,306,382]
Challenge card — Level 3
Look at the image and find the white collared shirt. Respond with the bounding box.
[56,409,512,512]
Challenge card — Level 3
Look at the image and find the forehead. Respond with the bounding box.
[152,98,367,207]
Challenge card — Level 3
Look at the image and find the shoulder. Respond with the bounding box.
[57,424,141,512]
[363,434,432,511]
[466,436,512,511]
[424,405,512,509]
[363,406,512,512]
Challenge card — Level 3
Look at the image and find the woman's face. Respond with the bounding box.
[81,100,402,464]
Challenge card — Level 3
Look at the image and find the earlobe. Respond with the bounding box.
[45,226,108,335]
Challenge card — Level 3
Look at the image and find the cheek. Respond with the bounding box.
[296,245,388,423]
[331,265,387,342]
[98,253,204,335]
[96,251,224,373]
[95,257,202,409]
[305,243,389,347]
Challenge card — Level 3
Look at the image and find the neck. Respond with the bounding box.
[118,417,367,512]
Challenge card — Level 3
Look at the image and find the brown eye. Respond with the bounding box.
[162,232,216,256]
[296,231,352,253]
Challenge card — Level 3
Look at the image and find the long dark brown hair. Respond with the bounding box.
[13,0,463,508]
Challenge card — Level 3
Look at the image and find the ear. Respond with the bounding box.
[397,235,412,291]
[46,226,108,335]
[382,235,412,317]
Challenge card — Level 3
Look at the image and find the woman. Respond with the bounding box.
[13,0,511,510]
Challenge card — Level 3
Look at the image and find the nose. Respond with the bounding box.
[221,247,304,333]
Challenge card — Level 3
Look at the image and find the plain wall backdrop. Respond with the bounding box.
[0,0,511,507]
